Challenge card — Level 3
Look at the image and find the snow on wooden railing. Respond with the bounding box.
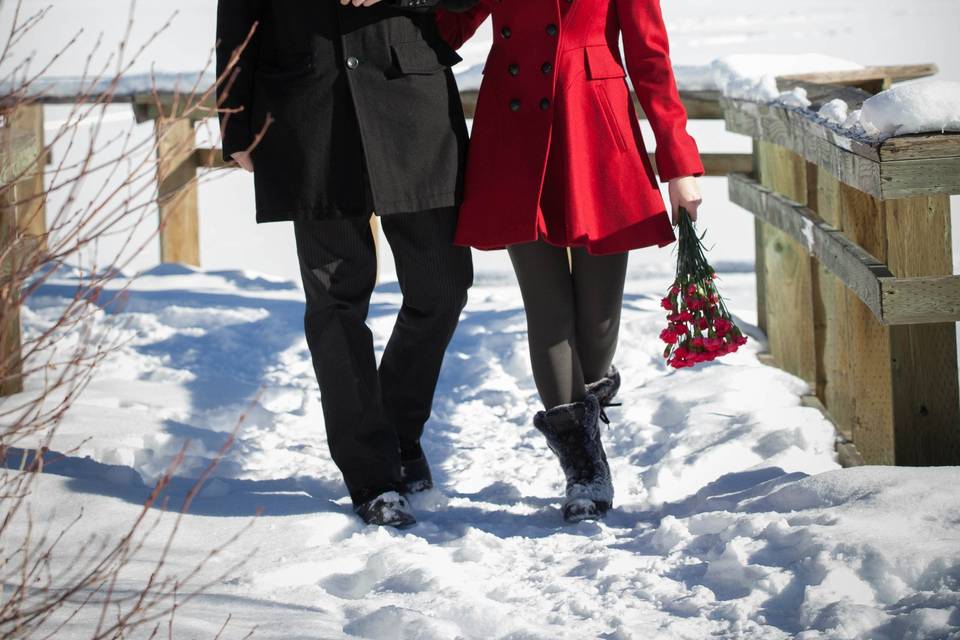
[721,70,960,467]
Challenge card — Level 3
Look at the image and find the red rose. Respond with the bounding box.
[660,328,678,344]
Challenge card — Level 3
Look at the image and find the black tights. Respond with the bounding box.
[507,241,628,410]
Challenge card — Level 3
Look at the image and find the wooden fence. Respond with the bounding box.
[722,69,960,466]
[2,63,958,467]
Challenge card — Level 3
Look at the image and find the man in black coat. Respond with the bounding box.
[216,0,477,527]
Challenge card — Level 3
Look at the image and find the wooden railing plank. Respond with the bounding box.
[722,95,960,200]
[729,172,960,325]
[729,173,886,316]
[779,63,938,87]
[881,276,960,325]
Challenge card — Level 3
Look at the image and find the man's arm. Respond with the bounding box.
[216,0,263,162]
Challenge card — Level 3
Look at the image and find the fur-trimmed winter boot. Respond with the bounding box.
[533,394,614,523]
[586,365,621,407]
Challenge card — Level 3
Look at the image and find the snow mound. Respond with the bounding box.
[858,80,960,137]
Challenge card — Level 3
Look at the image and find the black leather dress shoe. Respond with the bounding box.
[354,492,416,529]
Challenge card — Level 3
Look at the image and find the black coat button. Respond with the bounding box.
[546,24,558,36]
[345,56,359,70]
[510,99,521,112]
[508,63,520,76]
[501,26,512,39]
[540,98,551,110]
[541,62,553,74]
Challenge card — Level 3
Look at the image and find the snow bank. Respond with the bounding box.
[5,265,959,639]
[858,81,960,137]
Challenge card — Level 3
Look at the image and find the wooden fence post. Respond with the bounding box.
[884,195,959,464]
[8,105,47,245]
[0,122,39,398]
[809,168,856,441]
[752,141,769,336]
[155,117,200,266]
[1,175,23,397]
[755,140,818,385]
[810,172,959,464]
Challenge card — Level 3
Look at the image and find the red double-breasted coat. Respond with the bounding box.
[436,0,704,254]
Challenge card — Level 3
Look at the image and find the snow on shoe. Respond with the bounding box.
[586,365,621,407]
[533,394,614,522]
[354,492,416,529]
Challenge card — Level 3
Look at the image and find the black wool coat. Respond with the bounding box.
[216,0,477,222]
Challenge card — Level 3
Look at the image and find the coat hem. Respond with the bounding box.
[456,211,676,256]
[255,191,461,223]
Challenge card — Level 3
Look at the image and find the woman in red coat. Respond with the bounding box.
[436,0,704,522]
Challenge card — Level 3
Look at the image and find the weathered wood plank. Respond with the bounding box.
[756,142,818,386]
[155,118,200,266]
[133,92,218,124]
[722,96,960,200]
[8,105,47,244]
[880,134,960,162]
[881,156,960,199]
[728,172,890,318]
[778,63,938,87]
[882,194,959,465]
[842,180,896,464]
[881,276,960,325]
[730,172,960,326]
[0,130,40,184]
[752,141,768,337]
[0,180,23,396]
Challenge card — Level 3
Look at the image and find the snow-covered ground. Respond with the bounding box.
[3,1,960,638]
[11,265,960,639]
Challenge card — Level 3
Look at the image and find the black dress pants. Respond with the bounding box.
[294,209,472,506]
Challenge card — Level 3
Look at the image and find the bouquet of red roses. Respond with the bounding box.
[660,208,747,368]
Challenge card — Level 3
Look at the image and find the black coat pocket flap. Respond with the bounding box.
[392,40,462,75]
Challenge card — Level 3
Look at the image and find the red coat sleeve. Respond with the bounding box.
[616,0,703,182]
[434,3,491,51]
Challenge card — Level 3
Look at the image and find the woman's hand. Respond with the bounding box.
[231,151,254,173]
[668,176,702,224]
[340,0,382,6]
